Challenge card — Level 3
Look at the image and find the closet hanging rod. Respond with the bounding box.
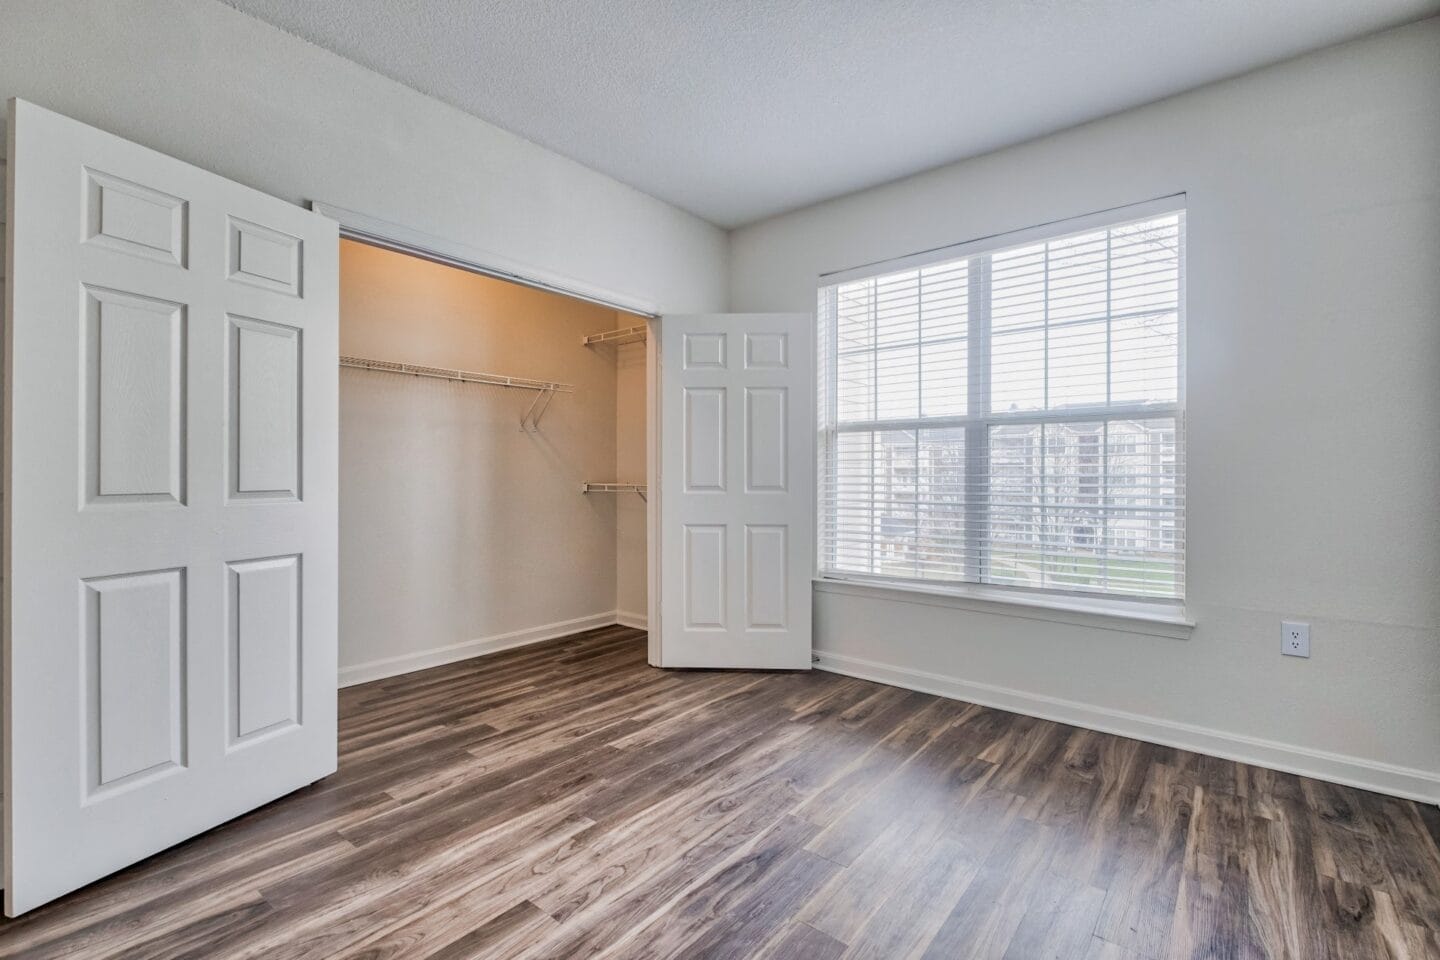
[339,355,574,393]
[582,324,647,347]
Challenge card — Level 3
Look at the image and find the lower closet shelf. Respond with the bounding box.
[582,482,647,500]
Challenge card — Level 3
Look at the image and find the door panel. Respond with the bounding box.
[745,524,789,629]
[658,314,812,669]
[83,168,188,267]
[228,554,302,743]
[745,387,788,491]
[84,286,187,503]
[84,568,187,791]
[684,387,726,491]
[3,99,339,915]
[229,314,302,499]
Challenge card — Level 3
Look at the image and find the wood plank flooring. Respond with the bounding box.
[3,624,1439,959]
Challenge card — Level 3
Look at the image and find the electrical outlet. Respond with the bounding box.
[1282,621,1310,658]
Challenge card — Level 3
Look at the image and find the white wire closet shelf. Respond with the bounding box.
[581,324,647,347]
[581,482,647,500]
[339,355,573,392]
[340,354,572,431]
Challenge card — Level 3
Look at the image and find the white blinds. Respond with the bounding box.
[818,204,1185,601]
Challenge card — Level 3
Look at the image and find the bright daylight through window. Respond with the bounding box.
[817,202,1185,602]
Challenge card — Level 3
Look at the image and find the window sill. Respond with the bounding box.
[812,576,1195,640]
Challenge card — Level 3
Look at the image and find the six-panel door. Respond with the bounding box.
[3,99,338,915]
[658,314,813,669]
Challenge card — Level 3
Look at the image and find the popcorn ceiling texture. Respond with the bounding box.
[223,0,1438,226]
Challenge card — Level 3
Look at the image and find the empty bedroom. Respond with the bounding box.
[0,1,1437,957]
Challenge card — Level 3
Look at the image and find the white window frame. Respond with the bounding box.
[815,195,1189,626]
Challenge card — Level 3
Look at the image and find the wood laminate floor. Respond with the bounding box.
[2,625,1438,959]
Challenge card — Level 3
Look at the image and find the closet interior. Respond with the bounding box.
[336,239,650,685]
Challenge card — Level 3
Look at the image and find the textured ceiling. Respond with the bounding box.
[222,0,1439,227]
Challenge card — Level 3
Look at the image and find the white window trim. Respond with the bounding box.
[820,194,1186,285]
[815,195,1188,616]
[814,576,1194,640]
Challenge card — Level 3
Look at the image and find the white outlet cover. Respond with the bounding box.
[1282,621,1310,658]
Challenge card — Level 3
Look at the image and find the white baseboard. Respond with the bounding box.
[615,610,648,630]
[813,650,1440,805]
[339,611,624,687]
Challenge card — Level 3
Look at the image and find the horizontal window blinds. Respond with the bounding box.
[818,207,1184,600]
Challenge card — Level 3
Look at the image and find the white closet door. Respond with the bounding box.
[3,99,339,916]
[657,314,813,669]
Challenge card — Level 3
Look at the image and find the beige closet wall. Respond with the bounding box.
[615,336,648,621]
[338,241,628,682]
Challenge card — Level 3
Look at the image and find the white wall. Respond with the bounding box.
[338,241,629,683]
[729,19,1440,800]
[0,0,727,314]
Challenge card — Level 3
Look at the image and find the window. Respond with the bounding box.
[817,200,1184,602]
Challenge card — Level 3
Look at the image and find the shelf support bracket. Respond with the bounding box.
[519,388,549,432]
[529,388,557,430]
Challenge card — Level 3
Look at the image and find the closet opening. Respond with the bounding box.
[336,237,653,686]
